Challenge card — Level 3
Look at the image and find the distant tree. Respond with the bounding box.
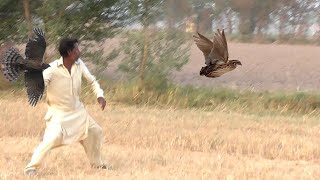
[229,0,277,37]
[188,0,214,33]
[33,0,125,42]
[1,0,126,61]
[214,0,237,34]
[32,0,128,69]
[117,30,191,93]
[126,0,164,90]
[164,0,192,29]
[0,0,25,43]
[272,0,319,41]
[291,0,318,37]
[23,0,32,38]
[108,0,191,92]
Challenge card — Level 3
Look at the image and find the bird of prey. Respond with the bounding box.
[1,28,50,106]
[193,29,242,78]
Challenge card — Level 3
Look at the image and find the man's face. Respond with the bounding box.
[68,43,80,63]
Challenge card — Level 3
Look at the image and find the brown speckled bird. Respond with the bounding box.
[193,29,242,78]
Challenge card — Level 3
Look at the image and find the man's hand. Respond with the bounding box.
[97,97,106,110]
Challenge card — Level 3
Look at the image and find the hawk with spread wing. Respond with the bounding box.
[1,28,50,106]
[193,29,242,78]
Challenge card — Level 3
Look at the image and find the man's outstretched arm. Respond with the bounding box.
[80,60,106,110]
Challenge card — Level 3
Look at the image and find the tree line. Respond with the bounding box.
[1,0,319,43]
[0,0,319,91]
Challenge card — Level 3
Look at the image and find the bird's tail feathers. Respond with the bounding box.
[2,47,24,81]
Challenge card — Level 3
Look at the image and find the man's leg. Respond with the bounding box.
[80,119,109,169]
[24,124,63,174]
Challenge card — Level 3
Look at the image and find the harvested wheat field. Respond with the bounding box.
[1,95,320,179]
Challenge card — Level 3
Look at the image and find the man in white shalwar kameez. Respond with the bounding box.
[24,38,109,175]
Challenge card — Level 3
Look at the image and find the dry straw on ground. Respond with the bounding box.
[1,96,320,179]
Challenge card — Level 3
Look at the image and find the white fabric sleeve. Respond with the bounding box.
[80,60,104,98]
[42,66,52,87]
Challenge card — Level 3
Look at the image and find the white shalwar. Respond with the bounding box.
[25,57,105,171]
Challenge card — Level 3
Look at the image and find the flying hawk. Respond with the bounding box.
[193,29,242,78]
[1,28,50,106]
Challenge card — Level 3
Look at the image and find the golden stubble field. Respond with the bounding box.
[1,95,320,179]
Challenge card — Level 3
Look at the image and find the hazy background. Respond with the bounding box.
[1,1,320,179]
[1,0,320,92]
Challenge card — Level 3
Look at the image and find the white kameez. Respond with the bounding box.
[25,57,105,171]
[43,57,104,144]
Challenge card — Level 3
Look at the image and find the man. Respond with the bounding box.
[24,38,109,175]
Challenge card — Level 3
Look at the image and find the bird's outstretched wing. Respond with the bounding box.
[212,29,229,63]
[25,28,46,64]
[193,30,229,65]
[24,70,45,106]
[193,32,213,57]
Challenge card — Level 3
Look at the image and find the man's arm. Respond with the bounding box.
[80,59,106,110]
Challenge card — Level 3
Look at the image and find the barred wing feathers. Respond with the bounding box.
[25,27,46,64]
[24,70,45,106]
[24,28,48,106]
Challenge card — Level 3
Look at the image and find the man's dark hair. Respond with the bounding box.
[58,38,79,57]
